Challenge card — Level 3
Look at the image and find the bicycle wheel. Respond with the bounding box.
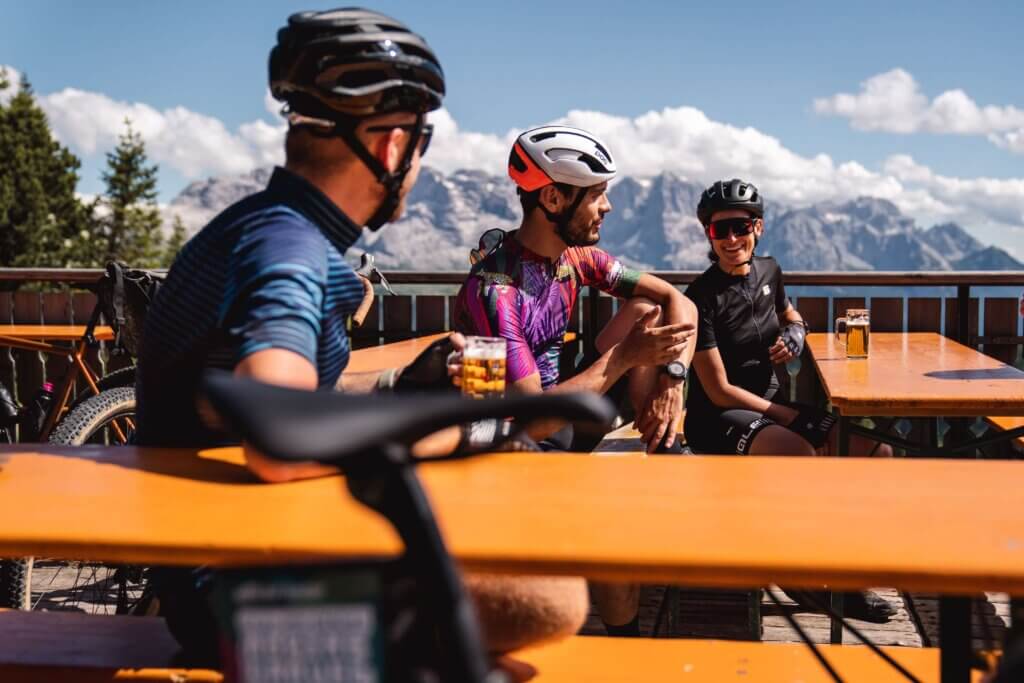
[67,365,136,413]
[9,387,145,613]
[50,386,136,446]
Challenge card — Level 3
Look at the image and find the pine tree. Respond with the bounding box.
[163,214,188,267]
[0,70,88,267]
[80,119,166,268]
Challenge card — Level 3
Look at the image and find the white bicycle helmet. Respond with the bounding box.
[508,126,617,191]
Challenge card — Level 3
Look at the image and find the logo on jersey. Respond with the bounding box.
[762,284,771,297]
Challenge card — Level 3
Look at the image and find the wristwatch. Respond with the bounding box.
[661,360,688,381]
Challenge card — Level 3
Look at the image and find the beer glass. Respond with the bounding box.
[835,308,870,358]
[461,336,507,398]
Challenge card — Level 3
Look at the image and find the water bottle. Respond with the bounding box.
[23,382,55,442]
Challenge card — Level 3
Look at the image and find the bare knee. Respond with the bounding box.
[596,296,659,353]
[749,425,816,456]
[465,573,588,654]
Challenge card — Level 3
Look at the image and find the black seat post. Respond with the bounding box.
[346,444,494,683]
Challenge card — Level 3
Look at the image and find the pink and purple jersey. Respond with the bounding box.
[453,232,641,389]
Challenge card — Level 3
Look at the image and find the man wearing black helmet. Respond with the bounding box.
[684,178,895,622]
[137,7,588,664]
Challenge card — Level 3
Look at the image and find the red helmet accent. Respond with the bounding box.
[508,142,554,192]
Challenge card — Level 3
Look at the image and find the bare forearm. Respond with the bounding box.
[337,369,382,393]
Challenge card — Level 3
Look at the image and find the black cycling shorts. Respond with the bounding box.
[685,403,813,456]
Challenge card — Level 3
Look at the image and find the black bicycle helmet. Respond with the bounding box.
[268,8,446,231]
[696,178,763,227]
[269,7,445,118]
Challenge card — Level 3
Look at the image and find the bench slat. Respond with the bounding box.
[0,611,970,683]
[516,635,957,682]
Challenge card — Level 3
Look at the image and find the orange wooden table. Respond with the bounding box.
[0,324,115,344]
[0,445,1021,592]
[1,446,1019,681]
[807,332,1024,456]
[347,332,450,373]
[807,332,1024,418]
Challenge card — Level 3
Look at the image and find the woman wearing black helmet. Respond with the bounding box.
[683,178,895,622]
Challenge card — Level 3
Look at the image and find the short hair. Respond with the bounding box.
[285,125,351,170]
[517,182,577,216]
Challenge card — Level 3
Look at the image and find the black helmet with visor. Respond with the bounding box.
[269,8,446,230]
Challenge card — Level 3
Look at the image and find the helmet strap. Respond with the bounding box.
[328,114,424,232]
[542,186,589,247]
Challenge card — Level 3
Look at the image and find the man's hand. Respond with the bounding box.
[441,332,466,389]
[617,306,694,370]
[392,333,465,393]
[636,375,683,453]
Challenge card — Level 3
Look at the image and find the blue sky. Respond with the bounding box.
[3,1,1023,250]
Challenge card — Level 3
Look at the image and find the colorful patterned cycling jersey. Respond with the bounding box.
[453,232,641,389]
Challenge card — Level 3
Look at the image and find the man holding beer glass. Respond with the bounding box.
[453,126,699,637]
[683,178,895,622]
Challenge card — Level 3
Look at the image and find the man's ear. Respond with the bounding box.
[754,217,764,238]
[537,185,565,215]
[370,127,405,173]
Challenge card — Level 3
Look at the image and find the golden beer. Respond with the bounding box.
[462,356,507,398]
[462,336,507,399]
[846,321,869,358]
[835,308,871,358]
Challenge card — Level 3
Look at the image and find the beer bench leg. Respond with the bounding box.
[940,595,971,682]
[829,592,844,644]
[837,416,850,457]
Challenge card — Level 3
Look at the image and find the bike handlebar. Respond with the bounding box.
[202,371,616,467]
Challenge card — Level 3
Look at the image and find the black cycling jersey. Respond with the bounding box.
[683,256,790,424]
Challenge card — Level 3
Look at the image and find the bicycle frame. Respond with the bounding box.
[0,328,129,442]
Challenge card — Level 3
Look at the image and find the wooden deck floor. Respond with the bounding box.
[586,422,1011,650]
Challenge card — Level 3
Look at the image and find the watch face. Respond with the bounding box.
[665,361,686,379]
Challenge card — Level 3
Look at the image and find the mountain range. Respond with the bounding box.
[168,166,1023,271]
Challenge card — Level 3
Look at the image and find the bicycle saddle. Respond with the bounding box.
[202,371,615,466]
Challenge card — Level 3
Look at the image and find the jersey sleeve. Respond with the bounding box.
[574,247,641,298]
[685,280,718,351]
[455,275,539,384]
[220,211,328,367]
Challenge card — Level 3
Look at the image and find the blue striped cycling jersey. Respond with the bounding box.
[136,167,365,447]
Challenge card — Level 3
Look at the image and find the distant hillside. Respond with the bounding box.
[169,167,1024,271]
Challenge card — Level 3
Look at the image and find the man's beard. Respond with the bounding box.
[557,215,601,248]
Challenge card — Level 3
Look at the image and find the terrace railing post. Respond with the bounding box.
[586,285,600,360]
[957,284,971,347]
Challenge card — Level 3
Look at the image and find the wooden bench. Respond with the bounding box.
[984,416,1024,453]
[0,611,221,682]
[0,611,965,682]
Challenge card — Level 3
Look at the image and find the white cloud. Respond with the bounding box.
[5,67,1022,234]
[0,65,21,105]
[427,104,1024,232]
[814,69,1024,154]
[883,155,1024,227]
[38,87,286,178]
[425,108,512,176]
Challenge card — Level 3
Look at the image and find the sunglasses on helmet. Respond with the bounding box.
[365,122,435,157]
[706,217,756,240]
[469,228,506,265]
